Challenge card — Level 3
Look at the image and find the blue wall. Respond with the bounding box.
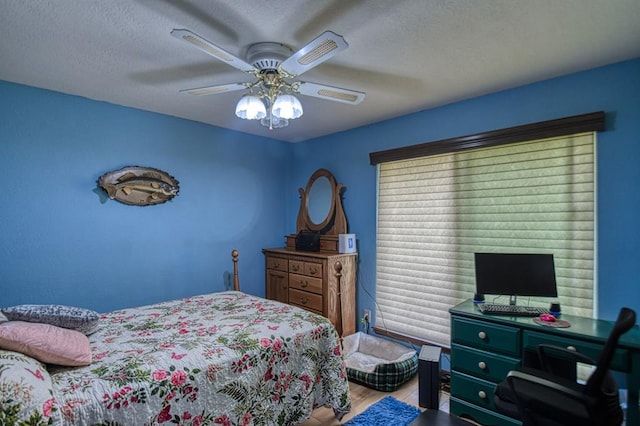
[292,57,640,323]
[0,81,290,312]
[2,57,638,323]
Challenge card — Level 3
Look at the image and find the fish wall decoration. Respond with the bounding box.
[98,166,179,206]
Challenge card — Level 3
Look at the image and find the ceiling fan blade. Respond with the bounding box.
[297,82,365,105]
[279,31,348,77]
[180,83,247,96]
[171,29,257,74]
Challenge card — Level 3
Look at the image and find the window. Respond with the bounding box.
[369,113,604,347]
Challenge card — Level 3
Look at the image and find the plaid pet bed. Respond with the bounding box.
[346,352,418,392]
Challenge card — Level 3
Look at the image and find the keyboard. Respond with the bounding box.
[478,303,549,316]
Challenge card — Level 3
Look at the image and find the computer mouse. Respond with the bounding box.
[540,313,556,322]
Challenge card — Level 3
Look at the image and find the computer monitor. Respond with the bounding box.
[474,253,558,304]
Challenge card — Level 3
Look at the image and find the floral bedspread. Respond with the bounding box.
[46,292,350,425]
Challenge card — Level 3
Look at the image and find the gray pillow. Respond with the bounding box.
[1,304,100,335]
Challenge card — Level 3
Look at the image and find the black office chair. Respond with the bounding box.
[494,307,637,426]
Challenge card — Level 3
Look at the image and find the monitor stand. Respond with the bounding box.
[509,295,518,306]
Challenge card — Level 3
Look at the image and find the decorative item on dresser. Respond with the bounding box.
[263,168,357,336]
[288,168,348,252]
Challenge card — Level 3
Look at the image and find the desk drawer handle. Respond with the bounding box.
[301,281,309,288]
[291,264,299,272]
[272,262,280,269]
[478,361,487,370]
[567,345,577,352]
[478,331,487,340]
[300,297,308,305]
[478,390,487,399]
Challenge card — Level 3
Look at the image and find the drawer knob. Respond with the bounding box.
[478,361,487,370]
[272,262,280,268]
[478,331,487,340]
[292,265,299,271]
[567,345,577,352]
[309,267,318,275]
[301,281,309,288]
[478,390,487,399]
[300,297,308,304]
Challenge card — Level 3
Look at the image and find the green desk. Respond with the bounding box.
[449,300,640,425]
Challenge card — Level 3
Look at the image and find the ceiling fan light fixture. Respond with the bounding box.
[235,95,266,120]
[173,28,365,130]
[261,115,289,129]
[272,95,303,119]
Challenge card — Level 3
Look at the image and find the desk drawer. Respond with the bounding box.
[452,317,521,357]
[523,331,630,372]
[289,274,323,294]
[288,288,323,313]
[451,371,498,411]
[452,343,521,382]
[450,397,520,426]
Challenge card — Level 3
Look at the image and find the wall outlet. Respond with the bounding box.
[363,309,371,323]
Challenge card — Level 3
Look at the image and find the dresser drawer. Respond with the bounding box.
[288,288,323,313]
[289,260,323,278]
[304,262,323,277]
[452,317,521,357]
[266,256,288,272]
[289,274,323,294]
[450,371,498,411]
[289,260,305,274]
[523,330,630,372]
[450,397,520,426]
[452,343,521,382]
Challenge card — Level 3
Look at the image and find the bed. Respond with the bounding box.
[0,250,351,425]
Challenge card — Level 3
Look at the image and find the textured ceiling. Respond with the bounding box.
[1,0,639,142]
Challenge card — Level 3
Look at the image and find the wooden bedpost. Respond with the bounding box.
[232,249,240,291]
[334,260,344,338]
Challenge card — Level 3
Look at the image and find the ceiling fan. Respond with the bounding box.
[171,29,366,129]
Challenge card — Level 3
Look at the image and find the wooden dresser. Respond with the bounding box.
[262,247,357,336]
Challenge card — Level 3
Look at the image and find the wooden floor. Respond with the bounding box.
[299,374,450,425]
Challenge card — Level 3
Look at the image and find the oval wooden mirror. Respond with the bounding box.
[307,174,333,227]
[295,168,347,236]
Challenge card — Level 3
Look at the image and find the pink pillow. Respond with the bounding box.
[0,321,92,366]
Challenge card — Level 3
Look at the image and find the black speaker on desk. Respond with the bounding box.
[418,345,441,409]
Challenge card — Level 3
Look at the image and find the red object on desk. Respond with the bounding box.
[540,313,556,322]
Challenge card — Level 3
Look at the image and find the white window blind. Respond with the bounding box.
[375,133,595,346]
